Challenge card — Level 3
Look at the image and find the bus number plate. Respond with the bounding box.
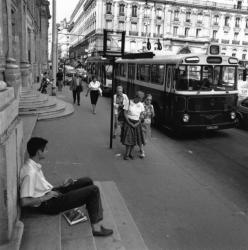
[206,125,218,130]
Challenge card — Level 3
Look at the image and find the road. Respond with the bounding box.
[33,86,248,250]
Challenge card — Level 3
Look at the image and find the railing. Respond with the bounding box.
[242,41,248,45]
[129,31,139,36]
[165,0,248,12]
[221,39,229,44]
[211,38,219,42]
[174,17,179,21]
[141,32,151,37]
[232,40,240,45]
[153,33,163,38]
[213,22,219,26]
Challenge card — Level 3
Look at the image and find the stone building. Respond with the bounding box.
[0,0,50,247]
[68,0,248,60]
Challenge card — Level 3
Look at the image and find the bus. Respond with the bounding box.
[115,46,243,131]
[86,56,112,96]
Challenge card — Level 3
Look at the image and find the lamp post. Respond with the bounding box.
[51,0,57,95]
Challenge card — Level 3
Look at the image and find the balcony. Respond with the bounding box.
[232,40,240,45]
[211,38,219,43]
[221,39,230,44]
[156,16,162,20]
[213,22,219,26]
[242,41,248,45]
[105,13,114,20]
[141,32,150,37]
[153,33,163,38]
[223,25,230,32]
[174,17,179,22]
[129,31,138,36]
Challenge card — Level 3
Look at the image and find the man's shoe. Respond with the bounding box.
[128,154,134,160]
[123,155,129,160]
[92,226,113,237]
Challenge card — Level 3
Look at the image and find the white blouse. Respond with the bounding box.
[123,100,144,121]
[89,81,101,91]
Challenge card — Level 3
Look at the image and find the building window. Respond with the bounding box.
[131,22,137,32]
[130,41,136,51]
[173,26,178,36]
[246,19,248,28]
[232,53,236,57]
[197,13,203,23]
[174,10,179,21]
[224,16,230,26]
[213,15,219,24]
[106,2,112,14]
[196,28,201,37]
[234,32,239,40]
[212,30,217,39]
[119,4,125,16]
[106,20,112,29]
[242,54,246,60]
[186,11,191,22]
[119,21,124,30]
[235,17,240,27]
[156,8,162,19]
[132,5,137,17]
[185,27,189,37]
[144,22,150,34]
[156,25,161,35]
[144,7,150,17]
[237,0,242,9]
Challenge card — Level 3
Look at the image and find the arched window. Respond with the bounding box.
[119,4,125,15]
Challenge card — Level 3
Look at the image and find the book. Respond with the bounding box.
[63,208,88,225]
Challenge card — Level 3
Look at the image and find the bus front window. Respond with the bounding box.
[213,66,236,91]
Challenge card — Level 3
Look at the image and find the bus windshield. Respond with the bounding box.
[176,65,237,91]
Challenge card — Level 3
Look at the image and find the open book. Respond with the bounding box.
[63,208,88,225]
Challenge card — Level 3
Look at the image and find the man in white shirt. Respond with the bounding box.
[20,137,113,237]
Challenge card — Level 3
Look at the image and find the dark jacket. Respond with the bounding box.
[70,76,83,92]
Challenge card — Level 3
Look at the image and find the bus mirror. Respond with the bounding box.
[243,69,247,81]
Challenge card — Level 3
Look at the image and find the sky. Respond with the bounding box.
[49,0,79,22]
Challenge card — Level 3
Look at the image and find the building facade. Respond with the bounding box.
[58,19,70,59]
[69,0,248,60]
[0,0,50,246]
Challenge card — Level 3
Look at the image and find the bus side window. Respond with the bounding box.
[166,66,172,92]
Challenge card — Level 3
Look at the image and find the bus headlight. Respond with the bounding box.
[183,114,190,123]
[230,112,236,120]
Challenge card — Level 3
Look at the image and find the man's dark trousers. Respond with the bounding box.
[72,88,80,105]
[38,177,103,224]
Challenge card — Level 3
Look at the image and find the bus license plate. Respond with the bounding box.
[206,125,218,130]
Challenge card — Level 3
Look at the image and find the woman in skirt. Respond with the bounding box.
[86,76,102,114]
[121,91,145,160]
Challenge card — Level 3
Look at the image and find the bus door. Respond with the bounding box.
[164,65,176,124]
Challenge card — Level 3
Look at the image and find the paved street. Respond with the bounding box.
[32,86,248,250]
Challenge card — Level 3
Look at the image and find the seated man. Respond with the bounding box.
[20,137,113,237]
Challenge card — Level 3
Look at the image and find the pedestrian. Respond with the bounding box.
[113,85,129,138]
[38,72,50,94]
[85,76,102,114]
[70,73,83,105]
[56,68,64,91]
[20,137,113,237]
[141,94,155,155]
[121,91,145,160]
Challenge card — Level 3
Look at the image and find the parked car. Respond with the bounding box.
[237,97,248,128]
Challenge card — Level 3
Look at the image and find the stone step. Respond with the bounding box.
[61,208,97,250]
[20,93,40,99]
[19,97,57,113]
[38,101,74,121]
[94,181,126,250]
[100,182,149,250]
[20,213,61,250]
[19,95,49,105]
[36,100,66,117]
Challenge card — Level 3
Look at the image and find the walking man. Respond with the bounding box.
[70,73,83,105]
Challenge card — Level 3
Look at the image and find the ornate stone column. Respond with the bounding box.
[19,0,31,88]
[5,0,21,98]
[0,0,6,81]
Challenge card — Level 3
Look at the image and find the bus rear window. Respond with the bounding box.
[137,64,150,82]
[151,64,165,85]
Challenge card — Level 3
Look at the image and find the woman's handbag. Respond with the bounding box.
[118,109,125,122]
